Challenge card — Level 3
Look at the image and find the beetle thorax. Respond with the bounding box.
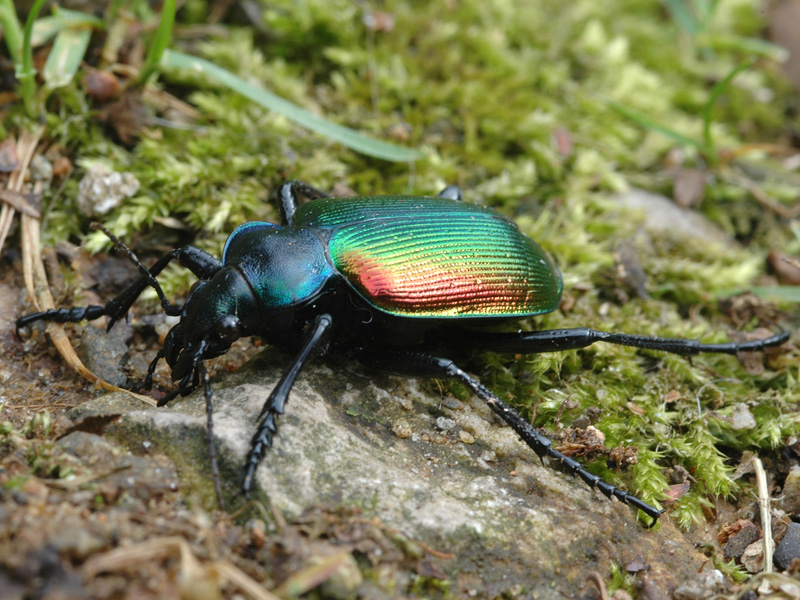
[225,227,335,311]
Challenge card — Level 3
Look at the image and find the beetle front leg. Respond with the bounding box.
[17,243,222,332]
[198,361,224,510]
[357,350,665,524]
[242,313,333,498]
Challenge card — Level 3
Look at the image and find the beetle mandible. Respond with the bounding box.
[17,181,789,522]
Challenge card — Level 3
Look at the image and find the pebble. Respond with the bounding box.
[731,404,756,430]
[50,525,108,561]
[780,466,800,514]
[673,570,725,600]
[441,397,463,410]
[459,430,475,444]
[722,522,761,560]
[76,164,140,216]
[740,540,764,573]
[435,417,456,431]
[392,419,413,439]
[774,522,800,571]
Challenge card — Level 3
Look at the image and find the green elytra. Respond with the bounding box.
[225,195,563,318]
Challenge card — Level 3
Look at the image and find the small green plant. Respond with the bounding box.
[610,59,753,168]
[3,0,422,160]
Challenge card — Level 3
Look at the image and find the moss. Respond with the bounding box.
[8,0,799,537]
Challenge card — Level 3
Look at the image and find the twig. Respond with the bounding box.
[83,536,282,600]
[752,455,773,574]
[587,572,609,600]
[10,130,156,406]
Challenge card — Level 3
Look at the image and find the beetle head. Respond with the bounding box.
[163,268,257,384]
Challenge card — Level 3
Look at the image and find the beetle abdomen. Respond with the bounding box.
[305,197,562,318]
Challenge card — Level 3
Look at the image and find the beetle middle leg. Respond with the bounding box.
[242,313,333,498]
[356,349,665,524]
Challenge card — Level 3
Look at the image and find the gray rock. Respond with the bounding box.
[774,522,800,571]
[611,188,735,248]
[76,323,132,388]
[71,348,708,596]
[722,522,761,560]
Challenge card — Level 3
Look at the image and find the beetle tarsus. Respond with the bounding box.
[15,305,108,331]
[199,362,224,510]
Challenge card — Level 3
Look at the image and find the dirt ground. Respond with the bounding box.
[1,248,459,600]
[1,240,799,600]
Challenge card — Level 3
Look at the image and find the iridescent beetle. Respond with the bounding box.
[17,181,788,521]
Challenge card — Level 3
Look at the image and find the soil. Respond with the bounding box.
[0,250,433,600]
[0,242,797,600]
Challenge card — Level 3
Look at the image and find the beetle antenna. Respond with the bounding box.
[91,223,182,318]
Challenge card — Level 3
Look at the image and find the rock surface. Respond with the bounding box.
[70,348,707,597]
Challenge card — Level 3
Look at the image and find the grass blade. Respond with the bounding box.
[702,60,754,156]
[697,34,789,62]
[663,0,700,35]
[161,48,425,162]
[140,0,176,85]
[0,0,23,64]
[20,0,48,118]
[608,100,708,153]
[43,26,91,88]
[31,9,104,47]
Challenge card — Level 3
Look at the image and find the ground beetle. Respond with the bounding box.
[17,181,789,522]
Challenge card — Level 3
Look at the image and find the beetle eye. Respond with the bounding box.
[216,315,240,344]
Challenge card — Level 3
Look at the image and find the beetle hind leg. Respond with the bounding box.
[278,181,331,226]
[357,350,664,524]
[451,327,789,357]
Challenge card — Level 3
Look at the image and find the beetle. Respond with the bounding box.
[17,181,788,522]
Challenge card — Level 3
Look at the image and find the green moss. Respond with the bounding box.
[8,0,798,537]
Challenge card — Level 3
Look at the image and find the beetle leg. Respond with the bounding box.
[16,239,222,332]
[448,327,789,357]
[357,350,665,524]
[242,313,333,498]
[278,180,331,226]
[143,349,165,390]
[436,185,463,201]
[198,361,224,510]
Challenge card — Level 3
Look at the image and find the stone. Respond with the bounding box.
[780,466,800,515]
[75,348,710,597]
[774,522,800,571]
[722,522,761,560]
